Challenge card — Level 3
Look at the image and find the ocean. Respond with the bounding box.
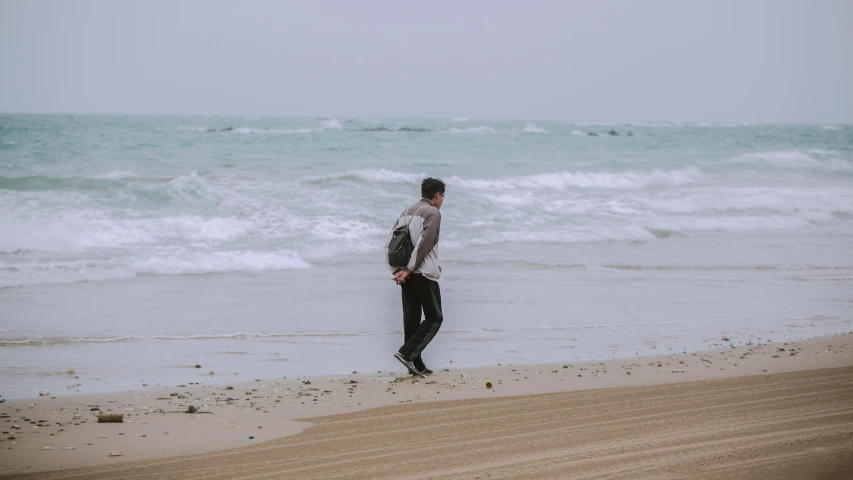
[1,115,851,398]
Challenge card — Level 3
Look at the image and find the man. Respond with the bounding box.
[387,177,445,376]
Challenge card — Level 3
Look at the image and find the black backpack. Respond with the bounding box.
[387,205,423,268]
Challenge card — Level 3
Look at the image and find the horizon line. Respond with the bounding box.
[0,111,850,126]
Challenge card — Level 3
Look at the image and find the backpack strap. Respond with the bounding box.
[404,204,429,231]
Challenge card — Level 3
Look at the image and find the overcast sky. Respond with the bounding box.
[1,0,851,122]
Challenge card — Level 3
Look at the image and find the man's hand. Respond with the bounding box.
[393,268,412,285]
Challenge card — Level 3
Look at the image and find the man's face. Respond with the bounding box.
[433,191,445,210]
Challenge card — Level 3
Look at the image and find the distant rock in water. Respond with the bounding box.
[219,127,233,132]
[359,127,391,132]
[398,127,431,133]
[627,131,634,136]
[608,130,619,136]
[587,132,599,136]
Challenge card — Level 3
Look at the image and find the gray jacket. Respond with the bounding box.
[386,199,442,281]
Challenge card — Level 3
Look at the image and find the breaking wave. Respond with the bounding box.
[0,250,311,289]
[319,119,342,130]
[522,123,549,134]
[726,150,853,171]
[233,127,313,134]
[450,168,706,190]
[95,171,140,180]
[305,169,424,186]
[448,126,495,134]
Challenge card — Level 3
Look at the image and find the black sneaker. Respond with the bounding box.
[394,352,417,375]
[416,367,433,376]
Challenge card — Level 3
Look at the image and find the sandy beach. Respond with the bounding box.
[3,0,852,477]
[1,333,851,479]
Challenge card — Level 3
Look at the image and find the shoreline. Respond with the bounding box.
[1,332,851,476]
[3,325,850,401]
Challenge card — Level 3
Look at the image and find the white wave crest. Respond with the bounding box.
[575,121,619,126]
[633,187,853,217]
[450,168,705,191]
[357,170,422,183]
[442,225,657,248]
[820,125,843,130]
[95,171,139,180]
[233,127,313,134]
[449,126,495,134]
[481,191,537,206]
[807,149,840,156]
[307,169,423,185]
[0,211,257,252]
[729,150,812,165]
[727,150,853,171]
[0,250,310,288]
[451,117,470,122]
[319,119,342,130]
[522,123,548,134]
[167,170,206,191]
[570,130,586,136]
[310,219,386,241]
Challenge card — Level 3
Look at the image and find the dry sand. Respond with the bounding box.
[1,333,852,479]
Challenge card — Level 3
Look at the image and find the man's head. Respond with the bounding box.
[421,177,446,210]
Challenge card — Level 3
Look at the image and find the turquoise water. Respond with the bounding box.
[1,115,851,398]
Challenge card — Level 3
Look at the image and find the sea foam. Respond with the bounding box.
[307,169,424,185]
[319,119,343,130]
[0,250,311,288]
[95,171,139,180]
[448,126,495,134]
[233,127,313,134]
[727,150,853,171]
[522,123,549,134]
[450,168,706,190]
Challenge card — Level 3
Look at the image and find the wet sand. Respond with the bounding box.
[1,334,851,479]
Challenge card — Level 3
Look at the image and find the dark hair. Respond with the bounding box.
[421,177,446,200]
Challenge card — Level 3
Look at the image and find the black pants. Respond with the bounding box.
[398,273,443,369]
